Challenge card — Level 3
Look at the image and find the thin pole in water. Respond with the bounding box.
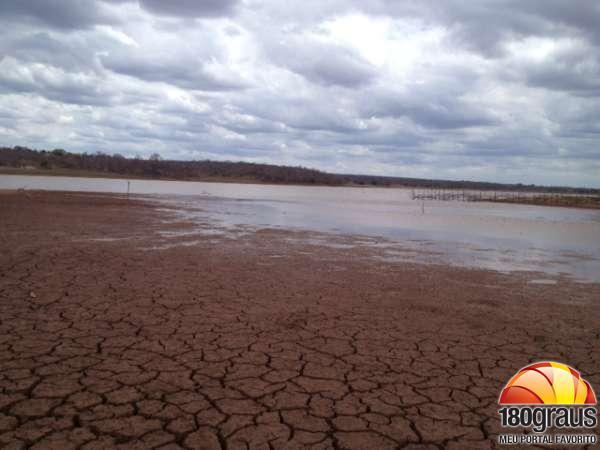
[127,180,130,199]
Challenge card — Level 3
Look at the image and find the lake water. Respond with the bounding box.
[2,174,599,282]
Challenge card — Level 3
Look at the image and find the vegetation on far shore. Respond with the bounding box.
[487,194,600,209]
[1,145,599,195]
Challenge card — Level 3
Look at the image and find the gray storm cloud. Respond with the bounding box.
[139,0,239,17]
[0,0,599,187]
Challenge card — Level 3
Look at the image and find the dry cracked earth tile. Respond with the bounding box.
[0,192,599,450]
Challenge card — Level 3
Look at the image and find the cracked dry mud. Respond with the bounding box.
[1,191,599,450]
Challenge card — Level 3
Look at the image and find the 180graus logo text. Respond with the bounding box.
[497,361,598,446]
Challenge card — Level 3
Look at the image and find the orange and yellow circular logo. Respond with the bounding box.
[499,361,597,405]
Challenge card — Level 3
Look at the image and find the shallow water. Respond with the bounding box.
[2,174,599,282]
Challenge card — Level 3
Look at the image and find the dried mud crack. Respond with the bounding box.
[1,191,599,450]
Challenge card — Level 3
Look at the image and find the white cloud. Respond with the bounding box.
[0,0,599,187]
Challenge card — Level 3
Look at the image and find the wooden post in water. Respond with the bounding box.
[127,180,130,200]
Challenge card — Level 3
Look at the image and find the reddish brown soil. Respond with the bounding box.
[1,191,599,450]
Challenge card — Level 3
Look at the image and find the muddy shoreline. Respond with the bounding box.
[1,191,599,449]
[4,172,599,211]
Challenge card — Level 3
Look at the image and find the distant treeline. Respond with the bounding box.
[1,146,598,194]
[0,146,342,185]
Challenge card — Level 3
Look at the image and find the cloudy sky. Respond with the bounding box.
[1,1,599,187]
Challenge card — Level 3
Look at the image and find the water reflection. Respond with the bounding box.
[2,175,599,282]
